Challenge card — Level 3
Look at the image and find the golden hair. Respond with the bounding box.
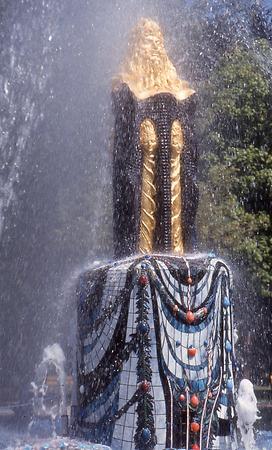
[115,18,194,100]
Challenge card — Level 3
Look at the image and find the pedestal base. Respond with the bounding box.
[75,254,237,449]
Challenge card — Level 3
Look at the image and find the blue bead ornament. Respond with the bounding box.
[137,321,149,334]
[191,379,206,392]
[226,379,233,390]
[225,340,232,353]
[178,378,185,388]
[191,380,199,392]
[176,339,181,347]
[223,296,230,308]
[219,394,228,407]
[141,427,151,442]
[204,340,208,347]
[141,262,148,270]
[198,379,206,392]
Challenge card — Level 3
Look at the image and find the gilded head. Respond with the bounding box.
[128,18,164,64]
[116,18,195,101]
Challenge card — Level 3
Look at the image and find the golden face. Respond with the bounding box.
[140,119,158,153]
[137,20,164,61]
[132,19,163,45]
[115,19,194,100]
[117,18,195,101]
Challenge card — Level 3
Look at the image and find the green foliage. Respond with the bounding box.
[197,42,272,299]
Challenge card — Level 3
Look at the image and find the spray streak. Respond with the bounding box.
[0,2,62,239]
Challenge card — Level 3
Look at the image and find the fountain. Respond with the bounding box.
[0,2,271,450]
[73,19,237,450]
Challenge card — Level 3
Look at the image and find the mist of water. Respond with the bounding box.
[237,379,261,450]
[0,0,271,448]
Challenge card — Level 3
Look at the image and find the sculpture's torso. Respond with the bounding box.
[112,85,198,258]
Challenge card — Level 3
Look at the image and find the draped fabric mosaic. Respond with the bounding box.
[76,255,237,449]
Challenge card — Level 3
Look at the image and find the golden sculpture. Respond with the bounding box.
[139,119,158,254]
[114,18,194,255]
[171,120,184,254]
[115,18,195,100]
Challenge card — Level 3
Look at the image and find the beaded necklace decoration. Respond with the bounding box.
[75,255,236,449]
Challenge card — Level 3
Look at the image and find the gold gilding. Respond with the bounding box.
[171,120,184,254]
[139,119,158,254]
[115,18,195,100]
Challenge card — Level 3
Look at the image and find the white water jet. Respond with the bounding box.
[236,379,260,450]
[42,343,67,416]
[29,343,67,438]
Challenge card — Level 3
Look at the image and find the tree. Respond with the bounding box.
[197,41,272,299]
[196,40,272,382]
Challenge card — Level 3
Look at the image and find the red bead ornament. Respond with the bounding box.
[190,394,199,408]
[188,346,197,357]
[172,305,179,314]
[179,394,186,402]
[208,390,213,399]
[191,422,200,433]
[191,444,200,450]
[139,380,150,393]
[139,275,148,286]
[203,307,208,315]
[186,310,195,324]
[187,276,193,285]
